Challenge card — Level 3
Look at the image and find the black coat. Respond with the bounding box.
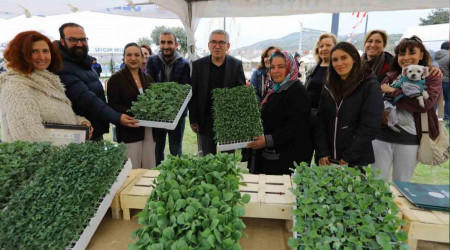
[107,66,153,143]
[315,74,383,166]
[254,80,312,175]
[189,55,246,133]
[58,43,121,139]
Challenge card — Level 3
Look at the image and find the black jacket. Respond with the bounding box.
[189,55,246,133]
[315,73,383,166]
[57,43,121,139]
[255,80,312,175]
[107,66,153,143]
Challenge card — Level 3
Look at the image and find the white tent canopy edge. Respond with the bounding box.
[1,0,448,59]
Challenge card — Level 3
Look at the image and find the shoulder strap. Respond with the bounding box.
[421,112,429,133]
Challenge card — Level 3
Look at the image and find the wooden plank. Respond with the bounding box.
[394,197,420,221]
[431,210,450,225]
[408,222,449,243]
[244,202,292,220]
[142,170,160,178]
[239,183,258,192]
[265,175,284,184]
[282,175,293,205]
[258,174,266,204]
[128,186,153,196]
[265,184,284,194]
[242,174,259,183]
[265,194,288,204]
[410,209,444,225]
[136,177,156,186]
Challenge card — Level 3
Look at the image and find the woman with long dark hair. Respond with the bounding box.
[315,42,383,167]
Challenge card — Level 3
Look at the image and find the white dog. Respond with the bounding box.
[391,65,429,107]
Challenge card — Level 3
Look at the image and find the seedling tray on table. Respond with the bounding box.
[68,160,132,250]
[137,89,192,130]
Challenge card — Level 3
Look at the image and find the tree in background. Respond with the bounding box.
[137,37,152,46]
[150,26,188,56]
[420,8,449,26]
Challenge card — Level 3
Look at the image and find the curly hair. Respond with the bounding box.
[4,31,62,75]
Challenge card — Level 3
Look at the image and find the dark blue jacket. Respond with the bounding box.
[57,42,121,139]
[249,68,266,102]
[146,52,190,116]
[145,53,190,85]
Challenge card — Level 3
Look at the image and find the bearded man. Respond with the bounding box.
[145,30,190,165]
[57,23,137,140]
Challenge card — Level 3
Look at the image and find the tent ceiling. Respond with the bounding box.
[1,0,447,19]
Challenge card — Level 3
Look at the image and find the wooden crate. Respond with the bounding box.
[120,170,160,220]
[390,185,449,250]
[119,170,294,222]
[110,169,147,219]
[239,174,294,220]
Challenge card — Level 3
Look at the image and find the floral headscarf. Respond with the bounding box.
[269,51,299,92]
[261,51,299,107]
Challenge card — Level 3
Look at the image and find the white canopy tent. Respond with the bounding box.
[1,0,448,59]
[401,23,450,51]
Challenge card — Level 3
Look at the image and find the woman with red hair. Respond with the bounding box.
[0,31,92,142]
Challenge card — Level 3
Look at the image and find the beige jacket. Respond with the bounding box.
[0,69,87,142]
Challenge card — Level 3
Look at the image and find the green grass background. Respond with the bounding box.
[104,118,449,185]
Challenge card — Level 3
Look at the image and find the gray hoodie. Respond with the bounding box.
[435,49,449,82]
[157,51,181,82]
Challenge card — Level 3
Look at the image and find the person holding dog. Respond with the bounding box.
[372,36,442,181]
[315,42,383,168]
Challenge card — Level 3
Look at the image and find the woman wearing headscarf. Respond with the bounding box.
[247,51,312,175]
[315,42,383,167]
[249,46,281,102]
[0,31,92,142]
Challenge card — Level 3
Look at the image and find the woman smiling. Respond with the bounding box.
[361,30,393,83]
[107,42,156,169]
[0,31,92,142]
[247,51,312,175]
[315,42,383,167]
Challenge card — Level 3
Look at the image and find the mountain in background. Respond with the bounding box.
[230,30,403,59]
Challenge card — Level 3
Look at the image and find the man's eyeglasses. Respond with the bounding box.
[209,40,227,47]
[64,37,89,45]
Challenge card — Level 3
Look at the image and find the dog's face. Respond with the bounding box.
[402,65,430,81]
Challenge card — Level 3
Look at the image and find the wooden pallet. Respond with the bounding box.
[120,170,160,220]
[239,174,294,220]
[110,169,147,219]
[390,185,449,250]
[119,171,294,222]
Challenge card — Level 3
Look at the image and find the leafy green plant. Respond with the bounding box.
[212,85,263,144]
[0,141,127,249]
[0,141,54,208]
[130,82,191,122]
[288,163,408,250]
[130,153,250,250]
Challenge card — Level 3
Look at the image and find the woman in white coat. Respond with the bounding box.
[0,31,92,142]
